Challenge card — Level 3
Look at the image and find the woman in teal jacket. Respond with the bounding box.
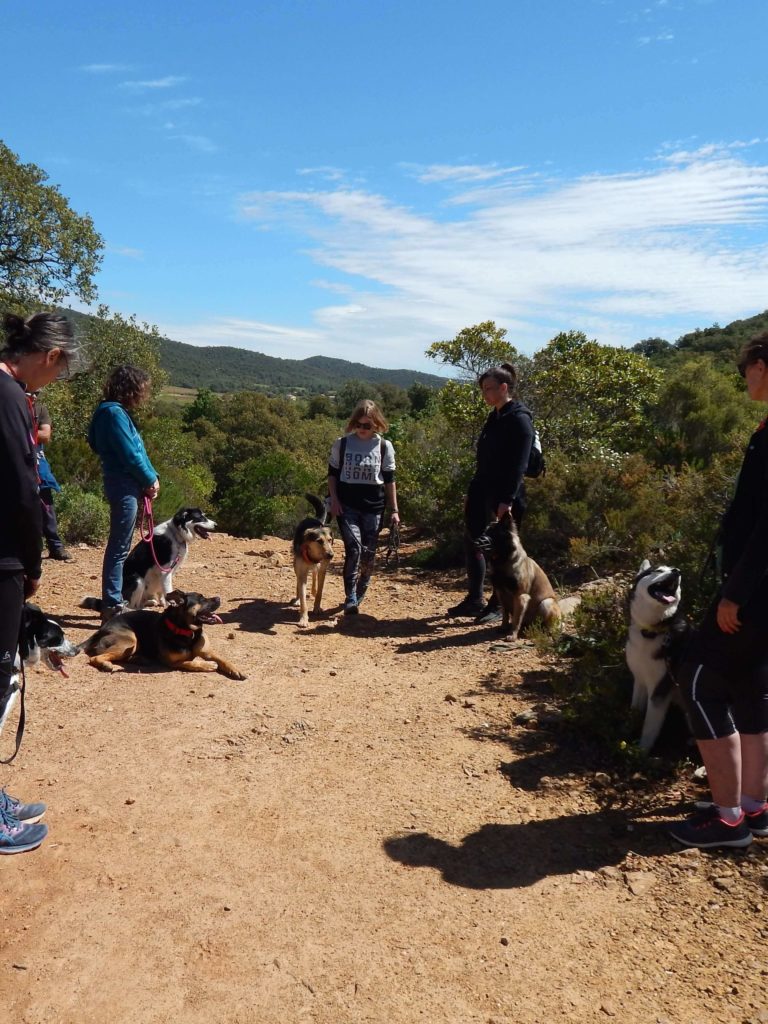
[88,365,159,620]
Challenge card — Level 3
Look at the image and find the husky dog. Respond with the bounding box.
[292,494,334,628]
[475,511,561,638]
[625,560,689,751]
[81,507,217,613]
[0,603,80,736]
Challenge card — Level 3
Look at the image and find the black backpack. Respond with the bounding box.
[519,409,546,479]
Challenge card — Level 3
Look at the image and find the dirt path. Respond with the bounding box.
[1,534,766,1024]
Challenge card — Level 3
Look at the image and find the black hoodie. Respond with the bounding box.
[473,399,534,507]
[0,371,43,578]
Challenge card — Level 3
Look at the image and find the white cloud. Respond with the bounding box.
[229,146,768,365]
[121,76,187,90]
[80,63,133,73]
[106,244,144,259]
[158,317,323,358]
[170,134,218,154]
[409,163,528,184]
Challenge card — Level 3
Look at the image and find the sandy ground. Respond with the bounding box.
[1,532,766,1024]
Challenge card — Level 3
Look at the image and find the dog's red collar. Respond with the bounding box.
[300,543,322,565]
[163,618,195,638]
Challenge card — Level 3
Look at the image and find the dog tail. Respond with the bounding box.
[79,596,103,613]
[304,493,327,523]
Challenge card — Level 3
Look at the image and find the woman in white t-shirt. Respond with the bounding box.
[328,400,400,615]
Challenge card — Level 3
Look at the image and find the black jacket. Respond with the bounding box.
[0,371,43,578]
[720,417,768,606]
[472,400,534,507]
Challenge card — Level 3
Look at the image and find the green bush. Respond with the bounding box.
[55,484,110,545]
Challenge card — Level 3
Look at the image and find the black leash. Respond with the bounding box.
[385,520,401,568]
[0,659,26,765]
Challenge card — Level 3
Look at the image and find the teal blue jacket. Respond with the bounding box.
[87,401,157,488]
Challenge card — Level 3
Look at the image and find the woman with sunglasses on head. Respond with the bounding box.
[0,311,77,855]
[328,399,399,615]
[668,333,768,850]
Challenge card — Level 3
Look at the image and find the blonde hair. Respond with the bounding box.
[344,399,388,435]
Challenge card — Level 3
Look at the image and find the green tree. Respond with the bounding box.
[0,140,103,303]
[426,320,519,380]
[527,331,663,455]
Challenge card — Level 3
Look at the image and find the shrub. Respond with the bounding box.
[56,484,110,545]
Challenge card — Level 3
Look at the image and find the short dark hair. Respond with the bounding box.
[737,331,768,378]
[104,364,151,406]
[2,312,77,362]
[478,362,517,391]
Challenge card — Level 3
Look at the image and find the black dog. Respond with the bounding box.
[0,604,79,736]
[81,507,217,613]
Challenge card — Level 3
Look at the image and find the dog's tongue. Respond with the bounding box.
[210,612,222,624]
[57,665,70,678]
[659,593,676,604]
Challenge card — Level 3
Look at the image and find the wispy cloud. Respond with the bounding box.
[159,317,323,355]
[297,166,347,182]
[80,63,133,74]
[120,75,187,90]
[638,31,675,44]
[170,134,218,154]
[230,145,768,364]
[106,244,144,260]
[408,163,527,184]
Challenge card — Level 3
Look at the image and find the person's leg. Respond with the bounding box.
[102,477,139,611]
[337,510,363,611]
[448,487,491,617]
[0,572,49,851]
[40,487,69,559]
[355,511,384,605]
[740,733,768,802]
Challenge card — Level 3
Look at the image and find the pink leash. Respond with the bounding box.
[139,496,180,574]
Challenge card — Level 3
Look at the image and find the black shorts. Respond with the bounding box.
[677,591,768,740]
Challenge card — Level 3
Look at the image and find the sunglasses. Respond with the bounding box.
[355,420,374,429]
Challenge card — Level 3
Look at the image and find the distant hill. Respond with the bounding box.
[157,338,446,393]
[634,309,768,365]
[60,307,446,394]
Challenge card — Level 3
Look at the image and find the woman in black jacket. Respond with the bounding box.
[447,362,534,623]
[0,312,77,855]
[668,333,768,850]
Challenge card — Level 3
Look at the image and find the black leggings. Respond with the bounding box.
[0,570,24,722]
[463,481,526,604]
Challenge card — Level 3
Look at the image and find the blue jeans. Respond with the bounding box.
[337,508,383,602]
[102,474,141,609]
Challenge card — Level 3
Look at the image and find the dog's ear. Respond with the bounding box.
[166,590,186,607]
[638,559,651,574]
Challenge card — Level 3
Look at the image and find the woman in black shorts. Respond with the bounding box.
[669,333,768,849]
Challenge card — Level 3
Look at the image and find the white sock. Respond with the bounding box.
[741,795,767,814]
[716,805,743,824]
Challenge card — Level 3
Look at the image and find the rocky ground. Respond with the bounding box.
[1,531,766,1024]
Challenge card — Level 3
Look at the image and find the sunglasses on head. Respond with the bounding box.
[355,420,373,429]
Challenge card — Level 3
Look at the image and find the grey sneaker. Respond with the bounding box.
[0,789,46,824]
[695,800,768,836]
[668,805,752,848]
[475,604,502,625]
[100,603,126,624]
[0,807,48,855]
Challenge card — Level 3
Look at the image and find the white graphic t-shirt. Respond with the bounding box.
[329,433,396,513]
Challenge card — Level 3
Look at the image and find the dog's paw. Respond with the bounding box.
[297,617,309,628]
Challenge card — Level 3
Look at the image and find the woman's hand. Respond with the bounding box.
[390,511,401,526]
[716,598,741,634]
[330,497,343,518]
[24,576,40,599]
[496,502,513,520]
[144,479,160,500]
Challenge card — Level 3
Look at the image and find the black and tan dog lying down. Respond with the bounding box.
[79,590,246,679]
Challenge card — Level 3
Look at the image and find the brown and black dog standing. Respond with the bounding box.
[292,494,334,628]
[79,590,246,679]
[476,512,561,639]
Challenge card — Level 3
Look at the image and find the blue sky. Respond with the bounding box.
[4,0,768,371]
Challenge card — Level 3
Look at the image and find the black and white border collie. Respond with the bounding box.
[81,507,217,613]
[625,560,689,751]
[0,603,79,736]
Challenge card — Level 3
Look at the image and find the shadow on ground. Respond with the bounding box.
[383,808,678,890]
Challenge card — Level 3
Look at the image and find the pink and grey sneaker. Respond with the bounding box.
[669,805,752,849]
[694,800,768,837]
[0,789,47,825]
[0,806,48,855]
